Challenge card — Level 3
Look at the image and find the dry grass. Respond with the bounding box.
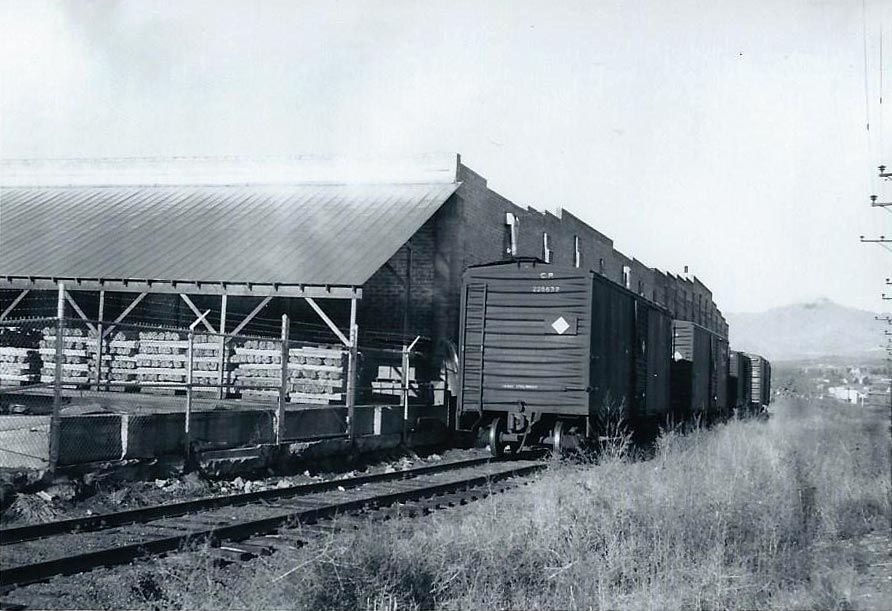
[38,398,890,610]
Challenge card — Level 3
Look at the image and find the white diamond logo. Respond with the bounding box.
[551,316,570,335]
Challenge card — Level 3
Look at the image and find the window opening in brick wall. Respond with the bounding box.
[542,232,552,263]
[599,257,604,274]
[574,236,581,268]
[623,265,631,289]
[505,212,518,256]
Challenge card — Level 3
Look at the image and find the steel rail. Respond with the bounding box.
[0,456,492,545]
[0,462,544,590]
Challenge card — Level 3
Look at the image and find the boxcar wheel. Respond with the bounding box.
[552,420,565,458]
[488,417,505,458]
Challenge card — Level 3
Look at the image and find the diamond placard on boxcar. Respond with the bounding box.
[551,316,571,335]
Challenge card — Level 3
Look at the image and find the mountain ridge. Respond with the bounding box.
[726,298,887,362]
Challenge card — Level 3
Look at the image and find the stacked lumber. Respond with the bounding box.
[0,328,42,386]
[97,330,138,390]
[230,340,346,403]
[38,327,93,387]
[136,331,229,395]
[371,364,419,399]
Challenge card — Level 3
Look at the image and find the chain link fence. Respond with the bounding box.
[0,295,443,472]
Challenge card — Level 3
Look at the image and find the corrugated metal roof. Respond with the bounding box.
[0,182,458,286]
[0,154,460,187]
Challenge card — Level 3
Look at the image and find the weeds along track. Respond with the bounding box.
[0,457,545,593]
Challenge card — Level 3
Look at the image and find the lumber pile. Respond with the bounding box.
[97,330,138,390]
[230,340,346,403]
[0,328,42,386]
[38,327,92,386]
[136,331,230,395]
[371,364,419,399]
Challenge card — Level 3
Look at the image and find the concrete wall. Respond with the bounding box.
[0,404,451,469]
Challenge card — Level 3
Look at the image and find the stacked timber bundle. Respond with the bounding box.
[230,340,346,404]
[0,328,42,386]
[97,330,139,390]
[38,327,93,387]
[136,331,230,395]
[136,331,187,393]
[371,363,419,400]
[191,333,230,396]
[287,345,347,404]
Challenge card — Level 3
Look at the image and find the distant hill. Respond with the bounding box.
[726,298,888,362]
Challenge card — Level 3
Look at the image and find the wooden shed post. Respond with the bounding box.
[346,297,358,447]
[218,294,227,398]
[277,314,290,445]
[48,283,65,473]
[94,290,105,391]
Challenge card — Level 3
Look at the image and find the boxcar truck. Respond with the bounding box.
[746,353,772,415]
[670,320,729,425]
[456,259,672,456]
[727,351,753,416]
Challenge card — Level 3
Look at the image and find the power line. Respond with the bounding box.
[863,0,872,132]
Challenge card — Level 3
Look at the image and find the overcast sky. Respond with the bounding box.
[1,0,890,314]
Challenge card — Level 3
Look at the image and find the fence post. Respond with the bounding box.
[401,344,409,441]
[48,283,65,473]
[277,314,289,445]
[185,329,194,462]
[346,298,358,448]
[402,336,421,442]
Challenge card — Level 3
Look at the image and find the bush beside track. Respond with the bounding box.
[8,397,890,610]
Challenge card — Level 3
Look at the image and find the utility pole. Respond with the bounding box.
[861,163,892,420]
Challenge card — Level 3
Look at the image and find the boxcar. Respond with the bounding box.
[747,353,772,412]
[457,259,672,455]
[670,320,729,424]
[727,351,753,415]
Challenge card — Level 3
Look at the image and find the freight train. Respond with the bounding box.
[455,259,771,456]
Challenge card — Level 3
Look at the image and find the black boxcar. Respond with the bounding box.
[670,320,729,424]
[727,351,753,415]
[747,353,771,411]
[457,259,672,455]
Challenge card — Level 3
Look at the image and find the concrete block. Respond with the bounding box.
[283,406,347,439]
[58,414,123,465]
[373,406,403,436]
[190,410,274,449]
[123,410,275,459]
[123,413,186,458]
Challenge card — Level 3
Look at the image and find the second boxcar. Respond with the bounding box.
[670,320,729,425]
[727,351,753,415]
[457,259,672,455]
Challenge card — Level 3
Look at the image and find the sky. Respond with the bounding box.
[1,0,890,314]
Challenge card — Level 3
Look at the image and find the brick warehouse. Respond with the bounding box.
[0,154,726,404]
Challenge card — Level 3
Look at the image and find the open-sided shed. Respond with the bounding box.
[0,156,460,412]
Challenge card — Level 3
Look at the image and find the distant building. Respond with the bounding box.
[827,386,865,406]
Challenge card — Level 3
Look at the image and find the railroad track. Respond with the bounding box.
[0,456,545,594]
